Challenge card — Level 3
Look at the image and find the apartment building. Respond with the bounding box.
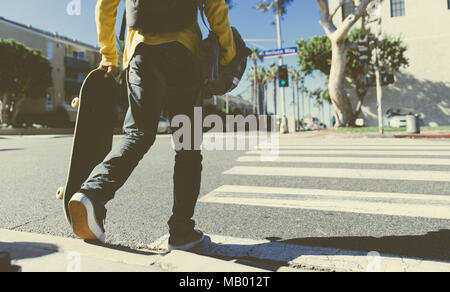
[328,0,450,126]
[0,16,101,125]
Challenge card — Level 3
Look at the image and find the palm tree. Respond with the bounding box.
[256,0,294,17]
[247,66,266,115]
[249,48,263,114]
[265,63,278,116]
[256,67,269,115]
[289,67,305,131]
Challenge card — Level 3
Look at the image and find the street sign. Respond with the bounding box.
[263,47,298,59]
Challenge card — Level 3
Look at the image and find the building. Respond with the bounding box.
[0,16,101,125]
[328,0,450,126]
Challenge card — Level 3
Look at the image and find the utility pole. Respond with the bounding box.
[367,0,384,135]
[296,85,301,131]
[291,80,297,131]
[275,0,288,133]
[375,18,384,135]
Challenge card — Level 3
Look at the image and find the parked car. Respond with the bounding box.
[304,117,321,131]
[386,108,423,128]
[158,117,171,134]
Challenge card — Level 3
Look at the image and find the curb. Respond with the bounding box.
[0,229,271,272]
[150,234,450,272]
[394,134,450,139]
[0,128,74,136]
[0,128,126,136]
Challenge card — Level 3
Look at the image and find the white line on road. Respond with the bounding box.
[200,185,450,220]
[247,150,450,156]
[272,145,450,150]
[237,156,450,166]
[223,166,450,182]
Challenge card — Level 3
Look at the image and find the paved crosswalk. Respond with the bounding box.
[152,137,450,271]
[199,138,450,220]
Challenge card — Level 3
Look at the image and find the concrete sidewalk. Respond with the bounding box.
[2,229,449,272]
[0,229,269,272]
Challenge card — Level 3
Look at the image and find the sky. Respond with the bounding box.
[0,0,332,124]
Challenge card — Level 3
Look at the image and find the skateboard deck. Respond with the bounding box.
[56,69,117,225]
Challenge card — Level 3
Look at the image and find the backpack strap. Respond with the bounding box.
[119,10,127,41]
[199,0,211,32]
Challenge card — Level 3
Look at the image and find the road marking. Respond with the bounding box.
[200,185,450,220]
[247,150,450,156]
[276,139,450,146]
[223,166,450,182]
[272,145,450,150]
[237,156,450,166]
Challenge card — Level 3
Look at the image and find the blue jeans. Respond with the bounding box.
[81,42,203,235]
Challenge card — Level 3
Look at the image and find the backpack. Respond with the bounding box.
[125,0,199,33]
[201,27,252,98]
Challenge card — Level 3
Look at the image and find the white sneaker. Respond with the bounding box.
[69,193,106,243]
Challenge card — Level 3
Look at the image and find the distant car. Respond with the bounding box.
[158,117,171,134]
[386,108,423,128]
[304,117,321,131]
[388,116,408,128]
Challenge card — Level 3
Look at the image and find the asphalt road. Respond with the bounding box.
[1,134,450,262]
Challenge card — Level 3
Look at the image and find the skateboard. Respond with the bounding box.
[56,69,118,225]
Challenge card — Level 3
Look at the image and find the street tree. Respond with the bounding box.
[257,67,270,114]
[265,63,279,115]
[247,65,268,114]
[256,0,294,17]
[0,39,52,125]
[249,48,264,113]
[289,67,305,129]
[316,0,375,127]
[297,29,408,123]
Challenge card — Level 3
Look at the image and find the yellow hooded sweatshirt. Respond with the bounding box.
[95,0,236,69]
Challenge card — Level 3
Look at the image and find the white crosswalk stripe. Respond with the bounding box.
[238,155,450,165]
[273,145,450,150]
[248,149,450,156]
[200,185,450,220]
[223,166,450,182]
[200,139,450,220]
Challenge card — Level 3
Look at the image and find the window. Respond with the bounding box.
[342,0,355,20]
[47,42,53,59]
[448,0,450,9]
[391,0,405,17]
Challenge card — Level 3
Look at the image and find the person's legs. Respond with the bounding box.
[80,45,165,204]
[160,43,204,248]
[70,44,166,241]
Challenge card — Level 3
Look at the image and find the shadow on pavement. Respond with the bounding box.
[0,241,59,260]
[188,229,450,271]
[85,240,160,256]
[279,229,450,262]
[0,148,24,152]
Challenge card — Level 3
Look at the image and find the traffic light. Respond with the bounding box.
[278,65,289,87]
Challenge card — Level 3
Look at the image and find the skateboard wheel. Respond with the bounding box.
[71,98,80,109]
[56,186,64,200]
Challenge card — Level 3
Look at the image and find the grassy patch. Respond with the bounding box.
[326,127,405,133]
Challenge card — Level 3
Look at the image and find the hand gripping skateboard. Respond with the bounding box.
[56,69,118,225]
